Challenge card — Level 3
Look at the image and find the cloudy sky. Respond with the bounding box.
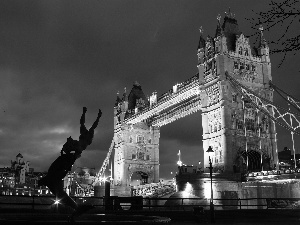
[0,0,299,180]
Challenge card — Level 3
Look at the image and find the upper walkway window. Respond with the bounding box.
[238,47,243,55]
[137,135,144,143]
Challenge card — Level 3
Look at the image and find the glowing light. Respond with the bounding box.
[177,150,183,166]
[203,182,211,199]
[100,176,108,183]
[184,182,192,192]
[54,199,60,205]
[182,182,193,197]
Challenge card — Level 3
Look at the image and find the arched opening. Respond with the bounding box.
[160,112,203,180]
[130,171,148,188]
[241,150,261,172]
[262,155,271,170]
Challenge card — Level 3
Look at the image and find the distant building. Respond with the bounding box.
[178,165,202,174]
[0,154,99,197]
[0,153,50,196]
[278,147,300,169]
[11,153,30,184]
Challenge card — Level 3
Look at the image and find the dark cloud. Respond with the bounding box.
[0,0,299,180]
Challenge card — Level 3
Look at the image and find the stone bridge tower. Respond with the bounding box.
[198,13,277,173]
[113,82,160,196]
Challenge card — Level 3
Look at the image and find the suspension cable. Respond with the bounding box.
[225,72,300,135]
[269,81,300,113]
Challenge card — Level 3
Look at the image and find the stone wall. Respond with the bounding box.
[176,173,300,209]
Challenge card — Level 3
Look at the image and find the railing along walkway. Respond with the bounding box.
[0,195,299,212]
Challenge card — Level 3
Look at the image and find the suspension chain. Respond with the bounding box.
[91,138,115,186]
[225,72,300,135]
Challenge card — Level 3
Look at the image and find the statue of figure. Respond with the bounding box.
[38,107,102,222]
[61,107,102,156]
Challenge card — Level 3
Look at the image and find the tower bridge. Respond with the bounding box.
[86,12,300,197]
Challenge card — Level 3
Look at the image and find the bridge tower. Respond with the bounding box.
[198,13,277,173]
[113,82,160,196]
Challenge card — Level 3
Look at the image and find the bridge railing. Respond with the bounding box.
[0,195,299,212]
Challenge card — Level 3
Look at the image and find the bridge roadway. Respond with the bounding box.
[0,208,299,224]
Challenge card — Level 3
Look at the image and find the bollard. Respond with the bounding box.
[104,181,113,211]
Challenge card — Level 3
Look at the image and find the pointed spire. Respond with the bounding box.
[115,91,121,106]
[122,87,127,101]
[215,14,222,37]
[258,24,267,48]
[133,81,141,87]
[225,7,235,19]
[177,150,182,166]
[197,26,206,49]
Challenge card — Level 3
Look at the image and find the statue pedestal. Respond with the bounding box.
[113,186,131,197]
[94,185,106,197]
[94,184,115,197]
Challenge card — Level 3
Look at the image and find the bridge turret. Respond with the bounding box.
[114,91,122,127]
[214,15,228,56]
[114,88,129,126]
[127,81,149,116]
[114,91,121,108]
[257,25,270,63]
[197,27,206,85]
[149,91,157,107]
[198,11,277,174]
[117,87,128,122]
[197,27,205,65]
[257,25,272,88]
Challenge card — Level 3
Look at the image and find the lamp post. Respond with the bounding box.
[206,146,215,223]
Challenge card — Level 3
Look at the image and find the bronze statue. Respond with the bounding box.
[61,107,102,156]
[38,107,102,221]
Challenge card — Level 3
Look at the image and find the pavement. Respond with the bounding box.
[0,209,300,225]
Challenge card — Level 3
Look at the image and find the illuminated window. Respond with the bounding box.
[237,121,243,130]
[238,47,243,55]
[239,62,244,70]
[232,93,237,102]
[214,125,217,132]
[137,135,144,143]
[234,61,239,69]
[215,45,219,52]
[138,152,144,160]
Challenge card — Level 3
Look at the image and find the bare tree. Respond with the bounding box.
[248,0,300,65]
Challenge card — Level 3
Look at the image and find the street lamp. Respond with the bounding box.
[206,146,215,223]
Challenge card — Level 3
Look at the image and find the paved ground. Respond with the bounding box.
[0,209,299,224]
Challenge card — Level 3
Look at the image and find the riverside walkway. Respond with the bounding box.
[0,208,299,224]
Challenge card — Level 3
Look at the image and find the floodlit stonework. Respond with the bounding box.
[109,12,278,195]
[113,83,160,194]
[198,13,277,174]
